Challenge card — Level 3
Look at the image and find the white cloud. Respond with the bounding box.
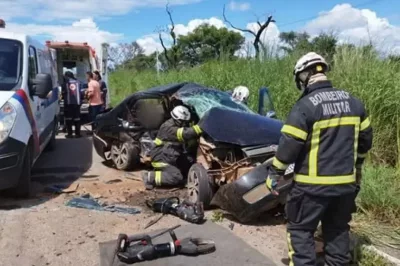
[0,0,203,22]
[136,34,164,55]
[173,17,226,36]
[6,18,123,53]
[303,3,400,54]
[228,1,250,11]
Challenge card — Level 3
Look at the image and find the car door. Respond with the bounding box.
[258,87,277,119]
[28,45,45,147]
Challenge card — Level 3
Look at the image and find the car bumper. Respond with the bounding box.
[93,133,108,160]
[0,137,26,190]
[210,164,293,223]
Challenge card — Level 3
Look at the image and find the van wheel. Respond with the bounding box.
[14,145,32,198]
[45,118,58,152]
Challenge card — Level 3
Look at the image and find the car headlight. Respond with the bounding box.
[0,102,17,144]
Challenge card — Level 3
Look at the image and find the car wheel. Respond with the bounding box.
[187,163,215,209]
[13,144,32,198]
[110,141,140,171]
[45,118,58,152]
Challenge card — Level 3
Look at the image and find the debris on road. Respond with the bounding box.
[144,213,165,229]
[44,183,80,194]
[65,195,141,215]
[105,179,122,184]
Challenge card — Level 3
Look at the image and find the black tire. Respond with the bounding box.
[187,163,215,209]
[45,118,58,152]
[110,141,140,171]
[13,144,32,198]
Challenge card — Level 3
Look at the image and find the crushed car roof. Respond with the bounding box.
[199,107,283,147]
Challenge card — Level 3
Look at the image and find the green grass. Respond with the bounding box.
[357,166,400,224]
[110,48,400,168]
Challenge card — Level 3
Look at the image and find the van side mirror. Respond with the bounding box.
[33,73,53,99]
[258,87,277,118]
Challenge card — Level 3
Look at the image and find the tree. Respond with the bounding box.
[279,31,312,54]
[108,41,144,69]
[158,3,179,69]
[177,24,245,66]
[310,33,337,63]
[279,31,338,63]
[223,5,275,59]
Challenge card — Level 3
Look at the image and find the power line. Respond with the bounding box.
[276,0,386,28]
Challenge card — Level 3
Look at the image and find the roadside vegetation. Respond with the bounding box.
[107,10,400,259]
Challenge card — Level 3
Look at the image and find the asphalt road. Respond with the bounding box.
[0,132,290,266]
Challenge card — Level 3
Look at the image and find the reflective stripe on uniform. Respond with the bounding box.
[287,232,295,266]
[357,152,367,158]
[192,125,202,135]
[272,157,288,170]
[294,174,355,185]
[360,117,371,131]
[151,162,168,168]
[309,116,360,178]
[177,128,184,142]
[154,138,163,146]
[155,171,162,186]
[281,125,308,141]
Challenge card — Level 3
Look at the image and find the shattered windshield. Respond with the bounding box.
[177,85,254,118]
[0,38,23,91]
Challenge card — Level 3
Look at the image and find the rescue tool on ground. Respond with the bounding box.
[146,197,205,224]
[113,225,216,265]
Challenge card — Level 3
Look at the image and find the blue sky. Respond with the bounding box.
[96,0,400,42]
[1,0,400,54]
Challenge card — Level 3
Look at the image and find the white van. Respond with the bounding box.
[0,30,59,197]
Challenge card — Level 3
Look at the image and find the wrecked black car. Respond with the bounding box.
[92,82,294,223]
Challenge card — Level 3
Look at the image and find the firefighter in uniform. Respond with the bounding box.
[62,71,83,138]
[266,52,373,266]
[142,105,202,190]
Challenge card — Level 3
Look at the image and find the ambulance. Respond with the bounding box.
[45,40,110,124]
[0,28,60,196]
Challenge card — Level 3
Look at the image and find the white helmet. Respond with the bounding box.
[171,105,191,121]
[232,86,250,102]
[293,52,329,91]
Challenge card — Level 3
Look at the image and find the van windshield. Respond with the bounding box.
[0,38,23,91]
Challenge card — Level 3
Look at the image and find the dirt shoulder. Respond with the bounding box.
[0,134,289,266]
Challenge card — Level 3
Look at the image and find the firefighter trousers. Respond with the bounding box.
[285,185,357,266]
[149,164,184,187]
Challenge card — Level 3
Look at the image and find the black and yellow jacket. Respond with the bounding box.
[270,80,373,196]
[150,118,202,167]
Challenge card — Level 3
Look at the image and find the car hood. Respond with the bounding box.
[0,91,15,108]
[198,107,283,147]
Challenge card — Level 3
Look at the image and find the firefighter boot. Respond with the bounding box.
[142,171,154,190]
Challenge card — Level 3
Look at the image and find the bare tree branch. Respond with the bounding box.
[166,3,176,47]
[223,4,275,59]
[166,3,178,67]
[223,5,255,37]
[253,15,275,58]
[158,31,171,67]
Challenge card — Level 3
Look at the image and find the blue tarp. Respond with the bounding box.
[66,195,141,215]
